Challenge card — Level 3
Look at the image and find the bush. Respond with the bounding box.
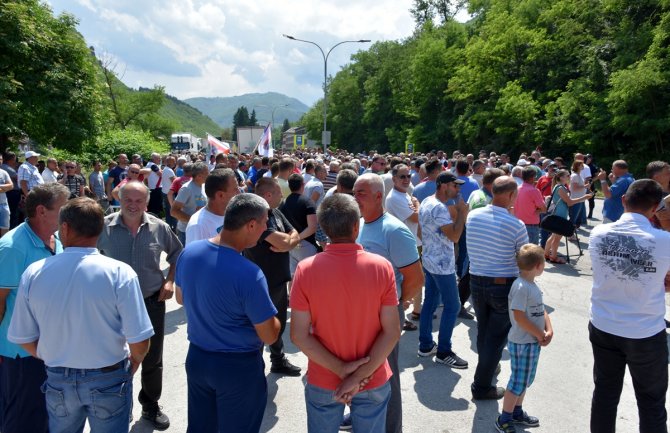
[87,129,170,163]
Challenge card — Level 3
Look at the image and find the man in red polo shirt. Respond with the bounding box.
[290,194,400,433]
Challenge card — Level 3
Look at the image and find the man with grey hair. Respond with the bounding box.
[172,161,208,245]
[467,176,528,400]
[0,182,70,433]
[291,194,400,433]
[98,181,182,430]
[175,193,280,433]
[352,173,424,433]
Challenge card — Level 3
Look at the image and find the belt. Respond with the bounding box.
[471,275,516,285]
[525,224,540,227]
[48,359,126,373]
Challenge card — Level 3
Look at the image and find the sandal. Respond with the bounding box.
[403,320,418,331]
[548,256,566,264]
[409,311,421,321]
[544,253,551,261]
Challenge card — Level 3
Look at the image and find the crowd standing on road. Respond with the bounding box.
[0,146,668,433]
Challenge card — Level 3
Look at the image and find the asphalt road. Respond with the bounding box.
[94,199,669,433]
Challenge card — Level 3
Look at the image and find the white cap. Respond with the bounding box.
[517,158,529,166]
[25,151,41,159]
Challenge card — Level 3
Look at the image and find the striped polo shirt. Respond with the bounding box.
[466,205,528,277]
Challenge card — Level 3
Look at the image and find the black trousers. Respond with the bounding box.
[0,355,48,433]
[268,282,288,363]
[139,292,166,411]
[148,188,163,217]
[589,323,668,433]
[6,190,22,229]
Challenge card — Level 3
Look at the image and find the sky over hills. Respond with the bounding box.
[46,0,420,106]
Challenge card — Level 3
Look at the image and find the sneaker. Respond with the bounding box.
[270,358,302,376]
[417,343,437,357]
[512,411,540,427]
[472,385,505,400]
[141,407,170,431]
[435,352,468,369]
[340,412,352,431]
[495,417,517,433]
[458,307,474,320]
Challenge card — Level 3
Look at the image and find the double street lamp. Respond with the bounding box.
[283,34,371,154]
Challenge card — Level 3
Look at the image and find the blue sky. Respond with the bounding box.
[45,0,425,107]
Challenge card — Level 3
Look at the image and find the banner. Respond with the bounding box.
[257,123,273,157]
[207,133,230,155]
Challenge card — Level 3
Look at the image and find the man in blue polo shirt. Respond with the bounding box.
[175,193,280,433]
[354,173,424,433]
[0,183,70,433]
[597,159,634,223]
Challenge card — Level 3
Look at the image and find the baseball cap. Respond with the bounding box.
[436,172,465,186]
[517,158,530,166]
[25,151,40,159]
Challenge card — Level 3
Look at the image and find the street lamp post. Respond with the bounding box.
[253,103,289,148]
[283,34,370,155]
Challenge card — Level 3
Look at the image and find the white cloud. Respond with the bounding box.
[48,0,417,106]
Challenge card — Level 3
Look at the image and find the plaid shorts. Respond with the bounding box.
[506,341,541,395]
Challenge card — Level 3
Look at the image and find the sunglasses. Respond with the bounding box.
[65,166,75,169]
[129,170,140,174]
[396,174,411,180]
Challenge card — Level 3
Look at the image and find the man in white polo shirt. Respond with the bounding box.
[588,179,670,433]
[8,197,153,433]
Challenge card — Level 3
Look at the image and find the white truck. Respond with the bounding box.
[170,133,202,154]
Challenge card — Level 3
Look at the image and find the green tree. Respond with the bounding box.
[0,0,102,154]
[282,119,291,133]
[232,106,251,139]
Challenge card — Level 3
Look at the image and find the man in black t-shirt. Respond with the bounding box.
[279,174,318,275]
[243,178,301,376]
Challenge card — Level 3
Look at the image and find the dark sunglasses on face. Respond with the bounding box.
[396,175,411,180]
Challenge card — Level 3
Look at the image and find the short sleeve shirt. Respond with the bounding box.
[603,173,634,222]
[385,188,420,246]
[0,223,62,358]
[280,193,317,247]
[290,243,397,390]
[508,277,545,344]
[0,169,10,204]
[514,183,545,225]
[589,213,670,338]
[419,195,455,275]
[357,213,420,296]
[243,208,294,288]
[174,181,207,232]
[176,240,277,352]
[17,162,44,191]
[8,248,154,367]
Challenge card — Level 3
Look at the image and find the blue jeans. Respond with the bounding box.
[455,228,468,279]
[186,344,267,433]
[305,382,390,433]
[43,360,132,433]
[419,270,460,354]
[470,275,514,395]
[525,225,540,245]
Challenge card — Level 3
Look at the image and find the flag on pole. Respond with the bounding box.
[207,133,230,155]
[257,123,273,157]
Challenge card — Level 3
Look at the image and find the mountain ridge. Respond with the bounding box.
[185,92,309,128]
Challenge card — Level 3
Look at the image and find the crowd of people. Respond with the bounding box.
[0,146,668,433]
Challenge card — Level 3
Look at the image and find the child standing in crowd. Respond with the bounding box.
[495,244,553,433]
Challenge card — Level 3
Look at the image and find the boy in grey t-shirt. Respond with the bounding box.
[495,244,554,433]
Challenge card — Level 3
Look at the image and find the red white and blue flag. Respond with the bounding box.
[207,133,230,155]
[257,123,273,157]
